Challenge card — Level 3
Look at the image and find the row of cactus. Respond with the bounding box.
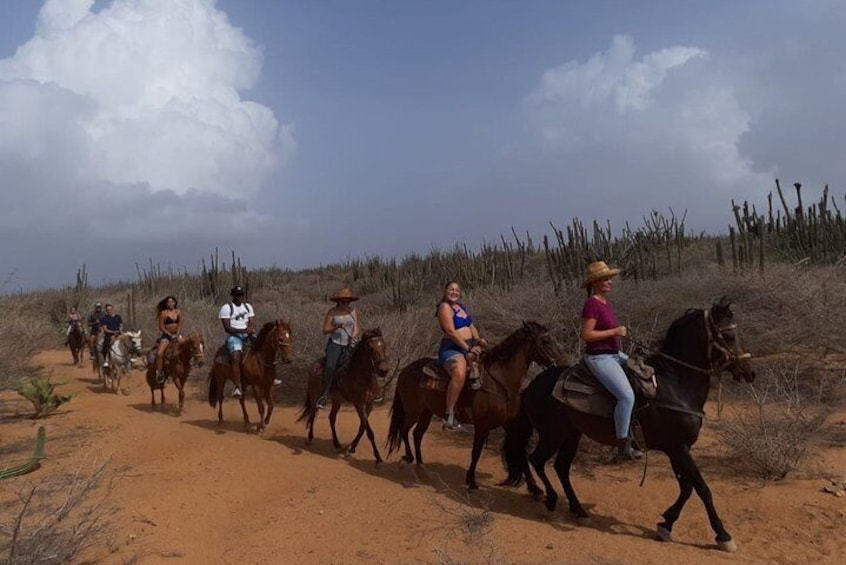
[543,210,692,294]
[729,180,846,268]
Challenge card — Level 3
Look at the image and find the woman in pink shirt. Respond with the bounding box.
[580,261,642,461]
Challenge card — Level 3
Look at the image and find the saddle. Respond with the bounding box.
[419,359,482,392]
[213,340,253,366]
[551,355,657,419]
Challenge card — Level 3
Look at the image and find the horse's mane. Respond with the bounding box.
[650,299,733,361]
[252,321,277,349]
[485,321,547,364]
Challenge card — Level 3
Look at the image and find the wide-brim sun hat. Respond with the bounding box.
[330,287,359,302]
[581,261,621,288]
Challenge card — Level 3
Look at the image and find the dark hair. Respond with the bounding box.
[443,281,460,291]
[157,296,178,312]
[104,303,114,309]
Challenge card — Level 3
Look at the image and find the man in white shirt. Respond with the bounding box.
[219,286,256,398]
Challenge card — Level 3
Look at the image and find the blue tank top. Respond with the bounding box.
[438,302,473,329]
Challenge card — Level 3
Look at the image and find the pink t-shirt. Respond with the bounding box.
[581,296,621,354]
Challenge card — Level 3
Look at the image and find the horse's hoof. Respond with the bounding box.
[656,525,673,542]
[375,459,382,465]
[467,482,479,491]
[717,539,737,553]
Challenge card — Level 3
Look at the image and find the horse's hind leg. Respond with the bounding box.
[412,410,433,465]
[668,446,735,551]
[552,432,589,522]
[253,385,266,433]
[529,432,561,513]
[328,402,342,449]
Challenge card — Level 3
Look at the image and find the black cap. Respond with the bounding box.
[230,286,245,297]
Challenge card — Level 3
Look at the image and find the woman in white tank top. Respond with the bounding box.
[318,287,361,408]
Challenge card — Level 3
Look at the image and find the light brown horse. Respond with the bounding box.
[207,320,293,433]
[297,328,391,462]
[145,334,206,413]
[67,323,87,367]
[387,321,562,489]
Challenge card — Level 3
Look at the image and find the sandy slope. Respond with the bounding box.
[1,350,844,565]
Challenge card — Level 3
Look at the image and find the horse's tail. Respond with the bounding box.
[385,384,406,455]
[500,388,535,487]
[295,370,317,424]
[208,369,218,408]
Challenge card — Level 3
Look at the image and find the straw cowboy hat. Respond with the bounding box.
[330,287,359,302]
[581,261,621,288]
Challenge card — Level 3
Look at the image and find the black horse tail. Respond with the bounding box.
[385,388,406,455]
[295,382,315,424]
[207,370,218,408]
[500,394,534,487]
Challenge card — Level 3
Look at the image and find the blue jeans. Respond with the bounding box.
[584,351,634,439]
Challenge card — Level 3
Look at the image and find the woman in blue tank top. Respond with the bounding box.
[437,281,488,431]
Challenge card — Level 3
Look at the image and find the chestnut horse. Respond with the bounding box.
[386,321,561,489]
[207,321,293,433]
[146,334,206,413]
[500,300,755,551]
[67,323,87,367]
[297,328,390,462]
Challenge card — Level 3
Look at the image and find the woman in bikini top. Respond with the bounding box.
[154,295,183,382]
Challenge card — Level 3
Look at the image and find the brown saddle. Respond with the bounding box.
[551,356,658,419]
[419,359,482,393]
[420,360,451,392]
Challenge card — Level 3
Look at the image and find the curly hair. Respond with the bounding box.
[156,296,178,312]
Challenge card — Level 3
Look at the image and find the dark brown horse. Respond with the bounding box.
[297,328,390,462]
[67,323,87,367]
[501,299,755,552]
[208,320,293,433]
[146,334,206,413]
[387,321,561,489]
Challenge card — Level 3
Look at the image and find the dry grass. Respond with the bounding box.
[0,460,114,565]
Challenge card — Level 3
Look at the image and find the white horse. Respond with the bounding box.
[96,331,142,393]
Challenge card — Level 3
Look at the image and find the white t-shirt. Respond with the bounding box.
[219,302,254,331]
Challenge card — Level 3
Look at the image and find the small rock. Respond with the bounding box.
[545,544,553,550]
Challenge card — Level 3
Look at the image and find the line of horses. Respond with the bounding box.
[66,299,755,553]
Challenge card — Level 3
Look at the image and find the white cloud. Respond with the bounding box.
[525,35,772,229]
[0,0,294,239]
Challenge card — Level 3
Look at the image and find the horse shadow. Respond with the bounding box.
[127,402,185,418]
[180,417,258,436]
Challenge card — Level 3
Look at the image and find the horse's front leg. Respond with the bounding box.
[466,427,488,490]
[667,445,736,552]
[328,401,342,449]
[253,385,266,433]
[657,452,694,542]
[238,391,251,428]
[263,386,274,426]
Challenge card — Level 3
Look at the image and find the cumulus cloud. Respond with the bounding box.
[0,0,294,239]
[525,35,772,230]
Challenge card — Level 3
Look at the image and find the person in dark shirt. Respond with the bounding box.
[100,304,123,367]
[580,261,641,461]
[87,303,105,356]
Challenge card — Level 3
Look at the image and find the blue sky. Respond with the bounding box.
[1,0,844,289]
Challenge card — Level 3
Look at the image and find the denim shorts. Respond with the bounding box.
[438,338,475,366]
[225,334,248,354]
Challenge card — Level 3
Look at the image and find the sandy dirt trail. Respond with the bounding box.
[1,349,844,564]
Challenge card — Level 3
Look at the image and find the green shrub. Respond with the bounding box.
[16,377,74,418]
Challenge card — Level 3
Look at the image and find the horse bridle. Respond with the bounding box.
[262,324,292,367]
[359,334,388,374]
[634,309,752,378]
